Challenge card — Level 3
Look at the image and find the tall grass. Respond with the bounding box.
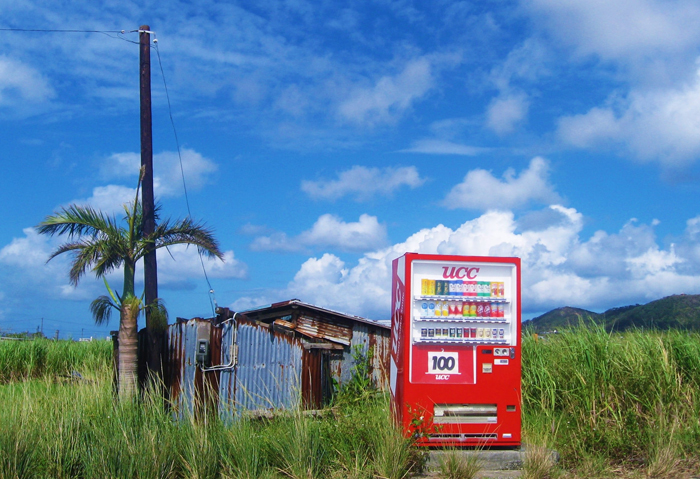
[0,362,414,478]
[4,329,698,477]
[522,326,700,475]
[0,338,111,382]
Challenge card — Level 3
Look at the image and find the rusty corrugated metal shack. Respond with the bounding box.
[162,299,390,419]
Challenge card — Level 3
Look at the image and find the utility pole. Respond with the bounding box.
[140,25,157,322]
[140,25,163,385]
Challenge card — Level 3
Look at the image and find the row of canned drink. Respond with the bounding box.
[420,300,506,318]
[420,279,505,298]
[420,327,506,340]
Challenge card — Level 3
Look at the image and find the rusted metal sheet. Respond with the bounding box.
[164,318,220,419]
[330,322,391,391]
[219,317,304,415]
[161,301,390,419]
[296,314,352,346]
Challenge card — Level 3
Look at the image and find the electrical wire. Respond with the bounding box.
[1,27,219,317]
[0,28,140,44]
[153,38,218,317]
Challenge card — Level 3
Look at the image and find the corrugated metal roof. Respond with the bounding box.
[295,314,352,346]
[240,299,390,330]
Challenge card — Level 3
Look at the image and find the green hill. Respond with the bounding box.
[525,294,700,333]
[605,294,700,331]
[525,306,601,332]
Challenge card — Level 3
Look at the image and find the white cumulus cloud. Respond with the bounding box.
[232,205,700,319]
[301,165,425,201]
[251,214,388,253]
[0,56,54,107]
[338,57,434,125]
[443,157,561,210]
[486,92,530,135]
[100,148,218,197]
[558,71,700,165]
[525,0,700,65]
[0,225,246,301]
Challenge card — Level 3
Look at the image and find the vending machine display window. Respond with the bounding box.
[390,253,521,447]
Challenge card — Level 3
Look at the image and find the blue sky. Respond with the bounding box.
[3,0,700,338]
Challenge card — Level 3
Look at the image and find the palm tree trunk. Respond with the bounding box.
[118,300,139,401]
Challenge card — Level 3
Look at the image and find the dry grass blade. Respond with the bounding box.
[438,449,482,479]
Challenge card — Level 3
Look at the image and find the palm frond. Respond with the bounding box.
[36,204,118,239]
[90,295,119,325]
[150,217,224,260]
[103,277,122,306]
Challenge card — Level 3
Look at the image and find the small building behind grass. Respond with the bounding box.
[156,299,390,418]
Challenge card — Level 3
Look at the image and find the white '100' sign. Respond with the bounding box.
[428,351,459,374]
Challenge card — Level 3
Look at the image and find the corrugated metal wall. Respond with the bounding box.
[219,317,304,414]
[337,322,391,391]
[161,312,390,419]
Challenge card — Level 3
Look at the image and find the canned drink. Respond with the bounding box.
[442,328,449,337]
[470,327,477,338]
[477,328,484,338]
[485,328,492,339]
[421,328,427,338]
[492,328,498,338]
[442,301,451,317]
[453,280,462,295]
[491,302,499,318]
[449,328,455,338]
[469,303,477,317]
[491,282,499,297]
[476,303,484,317]
[499,328,505,339]
[428,328,435,338]
[434,280,442,296]
[454,302,463,317]
[498,303,504,318]
[428,301,436,317]
[421,279,428,295]
[483,303,491,317]
[428,279,435,296]
[462,302,469,317]
[498,282,504,298]
[456,328,462,338]
[477,281,487,297]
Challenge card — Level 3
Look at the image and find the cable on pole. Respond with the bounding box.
[153,37,218,317]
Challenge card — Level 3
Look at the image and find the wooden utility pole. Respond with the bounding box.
[140,25,162,382]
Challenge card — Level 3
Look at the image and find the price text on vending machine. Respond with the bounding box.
[427,351,459,380]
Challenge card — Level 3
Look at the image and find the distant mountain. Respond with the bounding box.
[525,306,601,333]
[525,295,700,333]
[605,294,700,331]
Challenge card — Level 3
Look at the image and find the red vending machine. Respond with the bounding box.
[390,253,521,447]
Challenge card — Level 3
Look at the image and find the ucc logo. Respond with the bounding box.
[441,266,480,279]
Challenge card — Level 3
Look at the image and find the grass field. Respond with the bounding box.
[1,329,699,478]
[522,326,700,478]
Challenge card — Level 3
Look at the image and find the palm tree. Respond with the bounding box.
[36,174,224,399]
